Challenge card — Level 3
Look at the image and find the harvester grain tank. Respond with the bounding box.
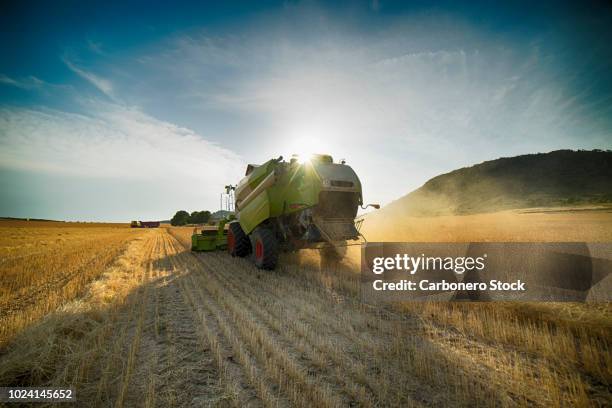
[227,154,378,269]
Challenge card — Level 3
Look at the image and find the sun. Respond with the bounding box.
[291,149,316,163]
[284,136,332,163]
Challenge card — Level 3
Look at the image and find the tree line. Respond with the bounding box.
[170,210,211,226]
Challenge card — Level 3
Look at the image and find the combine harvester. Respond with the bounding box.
[192,154,378,270]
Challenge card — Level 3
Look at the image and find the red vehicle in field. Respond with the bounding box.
[130,221,160,228]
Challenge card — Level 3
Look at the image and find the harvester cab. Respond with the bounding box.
[227,154,379,269]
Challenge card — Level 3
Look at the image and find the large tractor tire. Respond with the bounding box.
[228,222,251,257]
[250,227,279,270]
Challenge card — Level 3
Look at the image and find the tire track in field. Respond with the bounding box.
[192,252,378,406]
[163,234,282,407]
[116,230,234,408]
[192,247,525,406]
[164,229,508,407]
[205,251,513,406]
[191,251,426,406]
[164,228,520,406]
[163,231,421,407]
[164,234,323,406]
[160,228,503,406]
[168,235,370,405]
[209,253,512,406]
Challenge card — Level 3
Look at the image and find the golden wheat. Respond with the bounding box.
[0,212,610,407]
[0,220,144,346]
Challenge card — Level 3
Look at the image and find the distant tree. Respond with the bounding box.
[203,211,212,224]
[171,210,190,226]
[189,210,211,224]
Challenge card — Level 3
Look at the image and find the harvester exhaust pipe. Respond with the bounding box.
[361,203,380,210]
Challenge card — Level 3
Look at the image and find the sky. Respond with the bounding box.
[1,0,611,221]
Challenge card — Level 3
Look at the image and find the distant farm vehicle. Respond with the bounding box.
[225,154,378,269]
[130,221,160,228]
[191,217,232,251]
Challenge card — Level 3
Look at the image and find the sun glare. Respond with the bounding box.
[284,135,333,163]
[292,149,315,163]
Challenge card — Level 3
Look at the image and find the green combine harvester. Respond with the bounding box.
[229,154,377,269]
[191,153,377,269]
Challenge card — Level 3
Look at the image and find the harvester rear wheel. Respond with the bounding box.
[251,227,278,270]
[228,222,251,257]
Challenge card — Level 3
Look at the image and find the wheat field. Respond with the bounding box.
[0,220,145,347]
[0,211,610,407]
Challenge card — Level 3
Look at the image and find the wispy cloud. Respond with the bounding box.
[63,58,116,100]
[0,45,253,220]
[123,17,610,205]
[0,74,45,90]
[0,102,244,206]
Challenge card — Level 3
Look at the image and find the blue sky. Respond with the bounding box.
[1,1,611,221]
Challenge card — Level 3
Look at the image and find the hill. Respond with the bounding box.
[381,149,612,216]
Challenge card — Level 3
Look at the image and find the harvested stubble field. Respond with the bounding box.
[0,211,611,407]
[0,220,144,346]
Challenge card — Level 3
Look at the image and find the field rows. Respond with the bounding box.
[0,223,144,346]
[1,226,610,406]
[167,228,611,406]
